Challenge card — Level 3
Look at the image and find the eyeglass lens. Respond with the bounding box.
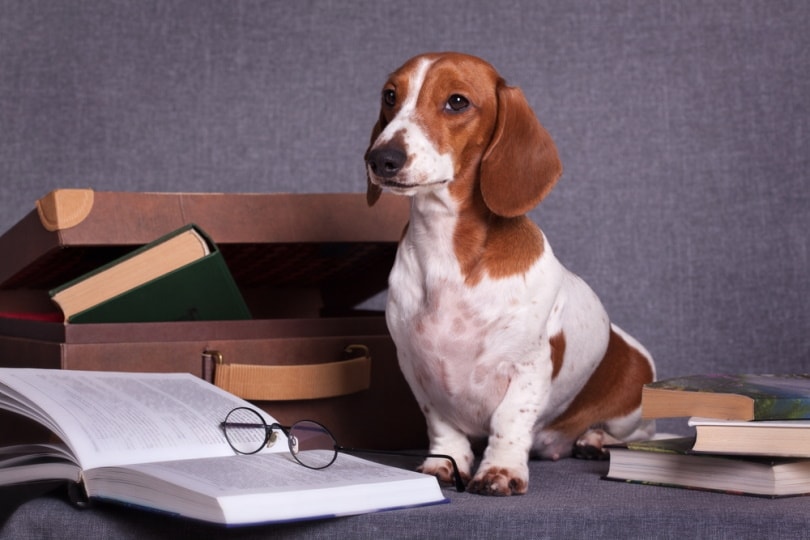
[222,407,270,454]
[222,408,339,469]
[288,420,338,469]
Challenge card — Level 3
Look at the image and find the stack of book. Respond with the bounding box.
[605,374,810,497]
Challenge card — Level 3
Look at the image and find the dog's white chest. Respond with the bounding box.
[387,280,507,432]
[385,213,560,433]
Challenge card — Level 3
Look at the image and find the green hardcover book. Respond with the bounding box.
[605,437,810,498]
[49,224,251,324]
[641,374,810,421]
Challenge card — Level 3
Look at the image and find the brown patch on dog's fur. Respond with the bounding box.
[452,198,545,286]
[549,331,566,380]
[546,329,653,440]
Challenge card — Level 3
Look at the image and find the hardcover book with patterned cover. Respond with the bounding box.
[641,374,810,421]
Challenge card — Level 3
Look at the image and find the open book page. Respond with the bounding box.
[85,452,447,525]
[0,369,282,471]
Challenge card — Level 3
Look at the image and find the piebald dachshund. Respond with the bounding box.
[365,52,656,495]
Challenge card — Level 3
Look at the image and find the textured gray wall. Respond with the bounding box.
[1,1,808,378]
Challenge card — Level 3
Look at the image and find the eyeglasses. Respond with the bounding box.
[220,406,465,492]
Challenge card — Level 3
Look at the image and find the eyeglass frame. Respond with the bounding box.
[220,406,466,492]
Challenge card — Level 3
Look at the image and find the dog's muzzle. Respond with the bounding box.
[366,146,407,179]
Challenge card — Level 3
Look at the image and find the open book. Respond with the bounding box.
[0,368,446,525]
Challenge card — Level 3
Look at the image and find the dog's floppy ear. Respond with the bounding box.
[365,109,386,207]
[480,81,562,218]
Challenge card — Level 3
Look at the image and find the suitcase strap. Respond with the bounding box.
[207,345,371,401]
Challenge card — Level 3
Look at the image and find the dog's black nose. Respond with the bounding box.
[367,147,406,178]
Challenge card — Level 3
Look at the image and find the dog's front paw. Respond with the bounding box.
[419,456,470,487]
[467,465,528,496]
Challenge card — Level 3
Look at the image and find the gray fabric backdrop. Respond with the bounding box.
[1,0,808,379]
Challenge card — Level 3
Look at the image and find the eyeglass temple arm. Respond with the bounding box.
[335,446,466,492]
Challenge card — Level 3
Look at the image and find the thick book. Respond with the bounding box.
[605,437,810,498]
[49,224,251,324]
[641,374,810,421]
[689,417,810,457]
[0,368,446,525]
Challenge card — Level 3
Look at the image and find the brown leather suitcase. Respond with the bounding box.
[0,189,426,450]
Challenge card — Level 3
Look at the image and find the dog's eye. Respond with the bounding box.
[445,94,470,112]
[383,89,396,108]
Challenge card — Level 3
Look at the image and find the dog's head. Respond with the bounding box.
[365,52,562,218]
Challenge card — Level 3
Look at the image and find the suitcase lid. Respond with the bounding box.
[0,189,408,319]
